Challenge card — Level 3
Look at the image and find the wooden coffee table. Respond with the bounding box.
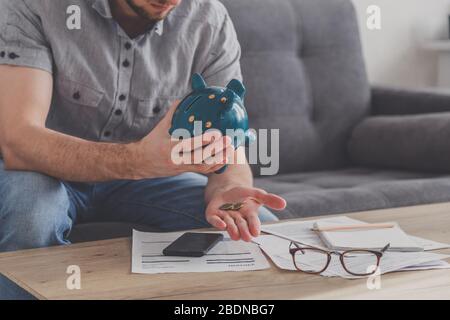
[1,203,449,300]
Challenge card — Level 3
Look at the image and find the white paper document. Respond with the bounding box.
[259,216,450,278]
[408,235,450,251]
[254,235,450,279]
[313,221,422,252]
[262,216,450,252]
[398,259,450,271]
[132,230,270,274]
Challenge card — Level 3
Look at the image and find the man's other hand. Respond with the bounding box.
[131,100,234,179]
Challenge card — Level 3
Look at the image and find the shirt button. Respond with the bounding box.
[122,60,130,67]
[104,131,111,137]
[8,52,19,60]
[153,106,161,114]
[115,109,123,116]
[73,91,81,100]
[0,51,5,58]
[119,94,126,101]
[125,42,132,50]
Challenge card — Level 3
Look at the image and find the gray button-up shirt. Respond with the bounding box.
[0,0,242,142]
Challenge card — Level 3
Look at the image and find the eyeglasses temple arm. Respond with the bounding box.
[290,241,301,249]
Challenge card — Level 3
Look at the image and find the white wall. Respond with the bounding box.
[352,0,450,89]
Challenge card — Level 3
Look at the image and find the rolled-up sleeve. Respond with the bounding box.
[202,8,243,86]
[0,0,53,73]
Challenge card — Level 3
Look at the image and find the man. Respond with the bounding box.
[0,0,286,298]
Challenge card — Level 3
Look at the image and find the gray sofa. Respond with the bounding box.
[69,0,450,242]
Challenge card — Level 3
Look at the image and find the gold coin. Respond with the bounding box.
[219,203,234,211]
[188,115,195,123]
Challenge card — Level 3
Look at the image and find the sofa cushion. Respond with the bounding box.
[255,167,450,219]
[221,0,371,174]
[348,113,450,173]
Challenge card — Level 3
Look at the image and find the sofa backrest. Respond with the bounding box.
[221,0,371,175]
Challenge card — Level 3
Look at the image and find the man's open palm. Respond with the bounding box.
[206,187,287,241]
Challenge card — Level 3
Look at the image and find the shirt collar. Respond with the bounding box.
[154,20,164,36]
[92,0,113,19]
[92,0,165,36]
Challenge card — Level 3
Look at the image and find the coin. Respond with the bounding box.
[219,203,235,211]
[232,202,244,211]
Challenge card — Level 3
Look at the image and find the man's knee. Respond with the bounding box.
[0,170,72,252]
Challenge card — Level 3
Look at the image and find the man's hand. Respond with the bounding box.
[131,100,234,179]
[206,186,287,242]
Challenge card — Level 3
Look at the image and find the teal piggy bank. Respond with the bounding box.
[169,73,255,173]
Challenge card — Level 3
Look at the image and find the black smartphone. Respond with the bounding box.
[163,232,224,257]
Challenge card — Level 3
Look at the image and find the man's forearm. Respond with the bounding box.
[2,125,139,182]
[204,148,253,204]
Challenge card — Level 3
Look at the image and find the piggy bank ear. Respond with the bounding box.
[192,73,207,91]
[226,79,246,100]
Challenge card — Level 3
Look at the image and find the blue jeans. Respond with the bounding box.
[0,160,277,299]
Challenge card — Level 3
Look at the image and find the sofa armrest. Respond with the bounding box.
[348,113,450,173]
[372,86,450,115]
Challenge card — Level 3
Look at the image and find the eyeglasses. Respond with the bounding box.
[289,242,390,276]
